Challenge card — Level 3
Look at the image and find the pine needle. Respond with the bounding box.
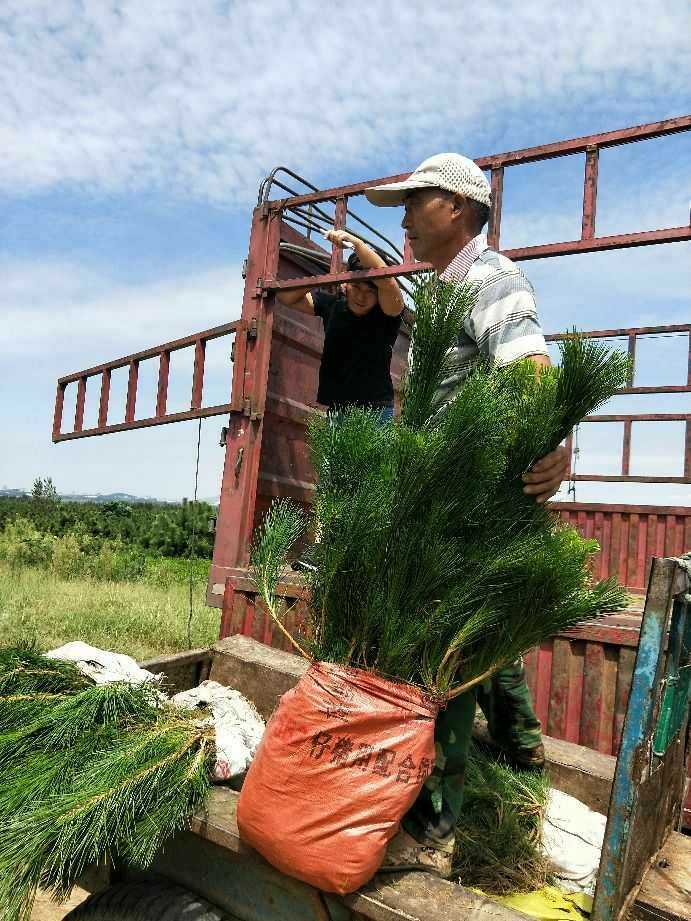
[453,742,551,894]
[0,657,212,921]
[250,499,309,657]
[0,644,90,696]
[249,276,631,695]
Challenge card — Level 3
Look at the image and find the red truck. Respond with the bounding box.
[53,116,691,921]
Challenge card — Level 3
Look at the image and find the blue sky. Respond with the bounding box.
[1,0,690,506]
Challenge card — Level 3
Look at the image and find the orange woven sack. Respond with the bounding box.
[237,661,440,894]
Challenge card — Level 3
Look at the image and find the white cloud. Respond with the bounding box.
[1,0,689,204]
[0,258,245,357]
[0,259,244,500]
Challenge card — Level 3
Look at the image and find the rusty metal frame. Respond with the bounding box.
[255,117,691,486]
[51,115,691,603]
[52,321,247,441]
[548,324,691,485]
[263,114,691,291]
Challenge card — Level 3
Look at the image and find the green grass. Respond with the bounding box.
[0,563,221,661]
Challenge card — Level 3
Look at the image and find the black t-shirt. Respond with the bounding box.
[313,290,402,409]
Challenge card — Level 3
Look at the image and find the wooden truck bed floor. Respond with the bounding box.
[134,636,691,921]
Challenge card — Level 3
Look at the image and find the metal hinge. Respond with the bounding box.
[248,318,258,338]
[234,446,244,478]
[241,258,248,279]
[242,398,262,421]
[219,425,229,447]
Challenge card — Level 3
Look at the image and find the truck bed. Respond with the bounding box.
[132,635,691,921]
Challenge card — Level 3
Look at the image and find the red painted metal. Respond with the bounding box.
[500,225,691,260]
[98,369,111,429]
[74,376,86,433]
[581,146,599,240]
[265,116,691,210]
[52,118,690,827]
[330,197,347,274]
[268,224,691,284]
[552,502,691,591]
[156,350,170,417]
[191,340,206,410]
[52,381,65,441]
[125,360,138,423]
[53,321,243,441]
[208,209,270,602]
[57,322,240,385]
[487,167,503,250]
[480,114,691,166]
[545,325,691,484]
[627,334,636,387]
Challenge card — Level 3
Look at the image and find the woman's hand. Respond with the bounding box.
[323,229,360,249]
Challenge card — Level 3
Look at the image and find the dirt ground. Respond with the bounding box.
[30,888,90,921]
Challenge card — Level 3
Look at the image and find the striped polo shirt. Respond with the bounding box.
[436,233,549,403]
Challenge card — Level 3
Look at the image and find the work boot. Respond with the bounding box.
[379,828,455,879]
[503,741,545,771]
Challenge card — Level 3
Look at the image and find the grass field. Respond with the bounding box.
[0,562,221,661]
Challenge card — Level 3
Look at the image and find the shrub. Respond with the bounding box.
[0,518,56,572]
[50,533,85,580]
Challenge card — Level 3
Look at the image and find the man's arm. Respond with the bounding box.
[325,230,404,317]
[471,278,570,504]
[521,354,571,504]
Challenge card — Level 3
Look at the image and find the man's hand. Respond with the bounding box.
[522,444,570,504]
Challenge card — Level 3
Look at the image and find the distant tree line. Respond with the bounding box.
[0,479,215,559]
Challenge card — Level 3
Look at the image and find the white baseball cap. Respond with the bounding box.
[365,153,491,208]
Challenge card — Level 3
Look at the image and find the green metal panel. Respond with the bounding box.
[652,596,691,757]
[592,556,691,921]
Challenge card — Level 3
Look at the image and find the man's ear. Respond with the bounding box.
[451,194,466,219]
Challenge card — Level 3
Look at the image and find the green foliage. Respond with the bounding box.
[0,496,216,559]
[400,275,479,427]
[0,514,212,587]
[31,477,58,504]
[251,500,305,618]
[453,743,551,894]
[251,275,630,694]
[0,562,220,662]
[0,647,212,921]
[0,517,56,573]
[0,644,90,698]
[51,532,84,579]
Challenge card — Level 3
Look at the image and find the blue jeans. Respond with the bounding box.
[328,404,394,427]
[374,405,394,425]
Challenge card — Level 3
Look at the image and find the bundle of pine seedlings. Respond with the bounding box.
[251,274,631,697]
[0,645,213,921]
[453,742,551,894]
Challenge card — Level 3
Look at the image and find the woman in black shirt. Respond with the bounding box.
[276,231,404,422]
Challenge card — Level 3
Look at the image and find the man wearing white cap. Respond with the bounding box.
[366,155,570,876]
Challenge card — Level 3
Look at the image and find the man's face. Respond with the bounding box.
[401,188,458,262]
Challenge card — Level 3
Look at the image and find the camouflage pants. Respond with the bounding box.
[402,659,542,842]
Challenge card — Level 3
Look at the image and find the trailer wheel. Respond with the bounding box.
[64,879,230,920]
